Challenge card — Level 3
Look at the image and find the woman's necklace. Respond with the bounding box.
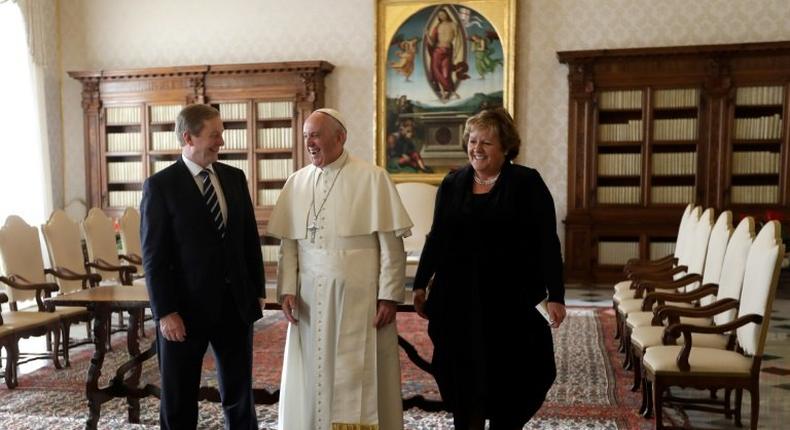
[307,162,347,243]
[473,171,500,186]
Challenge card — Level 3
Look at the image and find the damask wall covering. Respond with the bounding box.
[59,0,790,251]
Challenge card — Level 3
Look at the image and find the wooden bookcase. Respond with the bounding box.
[69,61,334,277]
[558,41,790,284]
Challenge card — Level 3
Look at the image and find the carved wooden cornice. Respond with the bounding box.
[77,77,101,112]
[68,61,334,82]
[557,40,790,63]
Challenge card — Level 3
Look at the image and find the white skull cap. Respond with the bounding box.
[314,108,347,134]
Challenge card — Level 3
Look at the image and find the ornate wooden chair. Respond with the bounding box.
[630,216,753,403]
[616,208,713,360]
[624,211,734,367]
[41,210,101,351]
[81,208,137,286]
[82,208,146,336]
[612,205,700,340]
[642,220,784,429]
[0,215,71,386]
[619,203,695,279]
[119,207,144,277]
[0,293,16,387]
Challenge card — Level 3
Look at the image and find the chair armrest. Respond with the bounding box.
[654,297,738,326]
[119,253,142,265]
[625,256,676,275]
[628,265,687,283]
[672,313,763,371]
[633,272,700,299]
[45,267,102,289]
[642,282,717,310]
[0,274,60,311]
[626,254,675,268]
[87,258,137,285]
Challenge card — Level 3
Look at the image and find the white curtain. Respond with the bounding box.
[0,1,52,225]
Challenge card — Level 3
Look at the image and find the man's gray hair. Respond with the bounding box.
[175,104,221,146]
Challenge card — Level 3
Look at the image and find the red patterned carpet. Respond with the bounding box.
[0,308,655,429]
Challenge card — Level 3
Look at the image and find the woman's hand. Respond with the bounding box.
[413,289,428,319]
[547,302,566,328]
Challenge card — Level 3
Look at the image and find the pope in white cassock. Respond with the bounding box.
[267,108,413,430]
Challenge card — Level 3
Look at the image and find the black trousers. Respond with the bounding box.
[156,297,257,430]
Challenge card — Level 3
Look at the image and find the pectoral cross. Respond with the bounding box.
[307,222,318,243]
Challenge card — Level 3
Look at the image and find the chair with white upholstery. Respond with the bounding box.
[41,210,102,350]
[0,215,69,386]
[612,205,701,340]
[119,207,144,278]
[616,208,713,363]
[642,220,784,429]
[620,203,695,278]
[81,208,136,286]
[395,182,437,278]
[627,210,733,340]
[630,215,753,401]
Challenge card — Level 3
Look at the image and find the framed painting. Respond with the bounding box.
[375,0,517,183]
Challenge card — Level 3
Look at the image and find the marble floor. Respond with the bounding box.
[566,285,790,430]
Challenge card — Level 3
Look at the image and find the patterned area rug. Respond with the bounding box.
[0,308,653,429]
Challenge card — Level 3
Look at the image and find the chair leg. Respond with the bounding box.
[735,388,743,427]
[642,378,654,418]
[749,386,759,430]
[51,325,62,370]
[613,303,621,339]
[61,321,71,368]
[622,326,633,369]
[6,341,18,389]
[724,388,733,419]
[106,318,113,352]
[631,348,641,391]
[653,379,664,429]
[138,309,146,338]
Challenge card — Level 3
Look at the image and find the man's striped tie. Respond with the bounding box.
[199,169,226,238]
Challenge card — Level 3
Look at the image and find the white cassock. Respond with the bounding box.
[267,150,413,430]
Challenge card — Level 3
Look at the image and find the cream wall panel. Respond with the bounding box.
[60,0,790,251]
[60,0,374,220]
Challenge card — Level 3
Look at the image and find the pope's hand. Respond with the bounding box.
[374,300,397,328]
[281,294,298,324]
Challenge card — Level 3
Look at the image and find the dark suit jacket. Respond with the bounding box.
[141,159,264,329]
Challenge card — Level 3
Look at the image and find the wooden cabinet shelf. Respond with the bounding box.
[559,41,790,284]
[70,61,334,279]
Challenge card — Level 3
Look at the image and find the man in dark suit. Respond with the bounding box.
[141,104,265,429]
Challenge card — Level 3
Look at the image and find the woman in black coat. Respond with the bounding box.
[413,107,566,430]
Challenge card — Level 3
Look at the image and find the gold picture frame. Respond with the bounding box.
[375,0,517,183]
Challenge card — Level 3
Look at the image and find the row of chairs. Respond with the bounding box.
[0,208,145,388]
[611,203,785,429]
